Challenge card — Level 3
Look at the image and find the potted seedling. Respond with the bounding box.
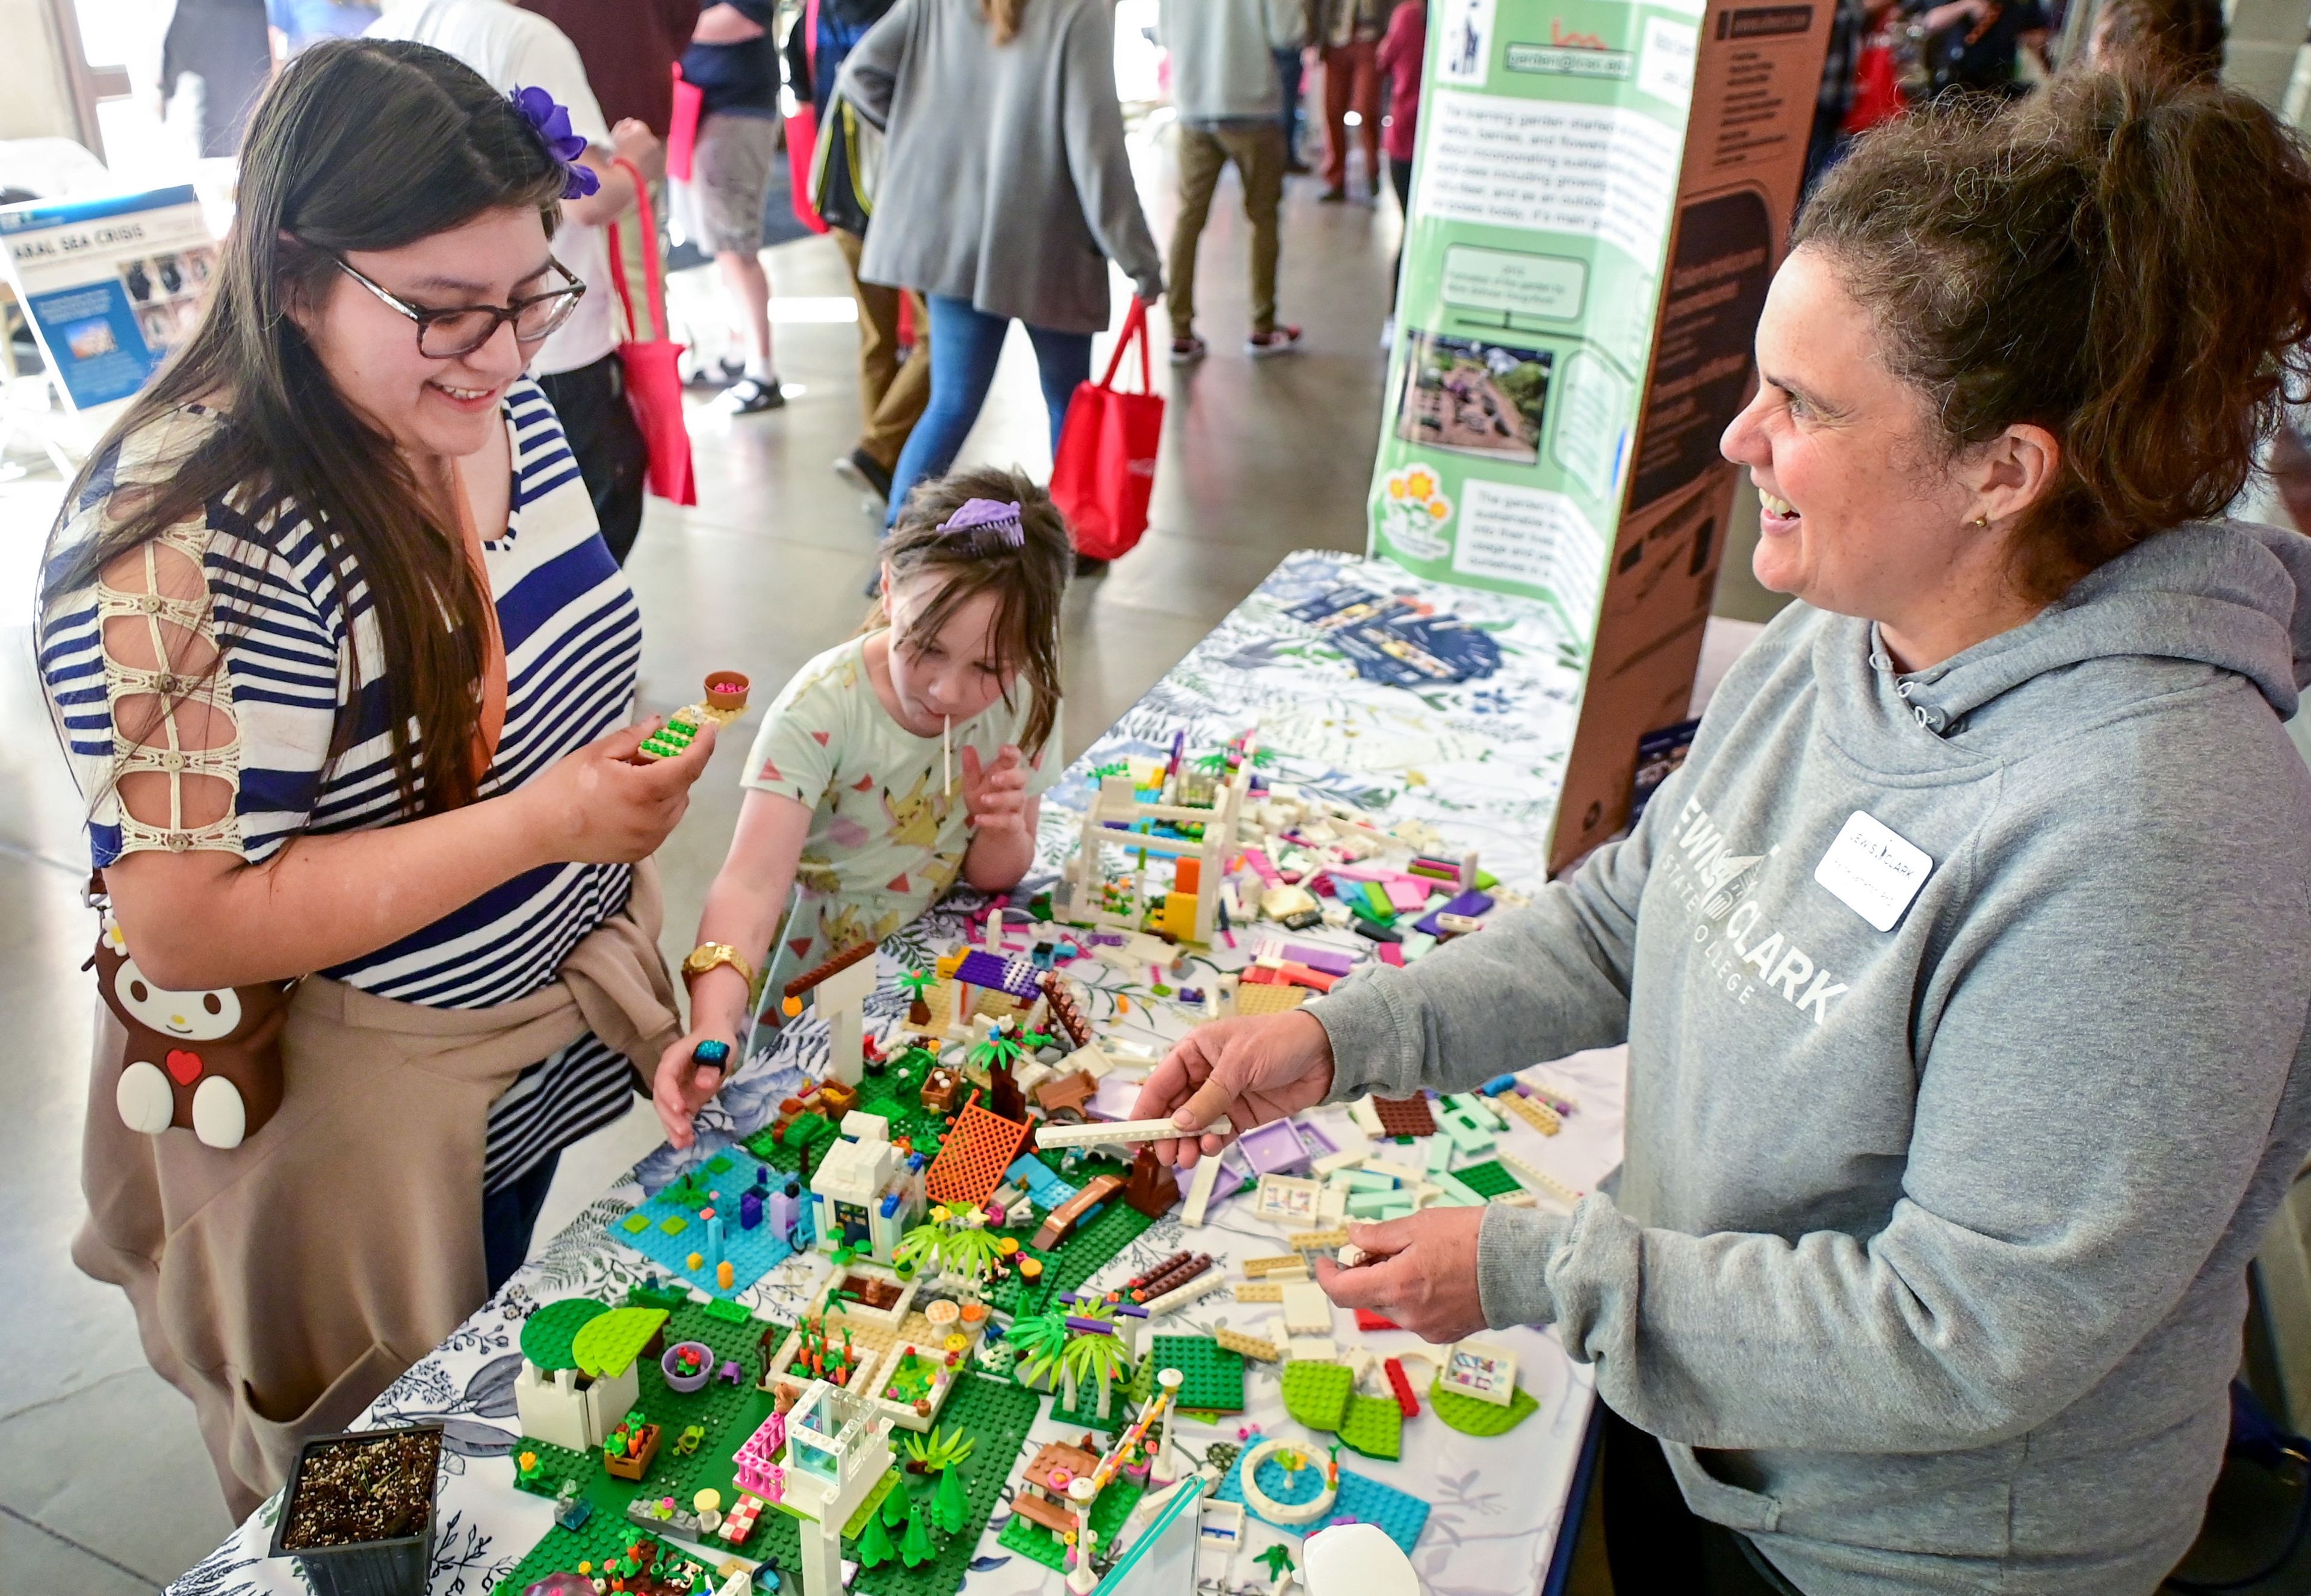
[662,1340,714,1393]
[268,1423,442,1596]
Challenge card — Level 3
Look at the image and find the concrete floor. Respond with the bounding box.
[0,117,1405,1586]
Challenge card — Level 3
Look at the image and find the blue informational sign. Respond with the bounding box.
[0,186,217,411]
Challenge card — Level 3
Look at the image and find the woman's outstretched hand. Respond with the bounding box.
[1130,1009,1335,1166]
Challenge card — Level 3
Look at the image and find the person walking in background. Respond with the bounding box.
[159,0,272,157]
[680,0,788,414]
[367,0,667,564]
[838,0,1164,561]
[268,0,382,58]
[1316,0,1387,202]
[518,0,698,338]
[1375,0,1423,342]
[1160,0,1304,363]
[1275,0,1319,174]
[788,0,930,506]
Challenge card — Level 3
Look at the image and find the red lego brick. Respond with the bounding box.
[1385,1357,1420,1418]
[1355,1308,1402,1332]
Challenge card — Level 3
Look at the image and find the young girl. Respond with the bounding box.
[656,466,1071,1143]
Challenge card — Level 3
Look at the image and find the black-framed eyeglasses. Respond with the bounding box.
[332,254,586,359]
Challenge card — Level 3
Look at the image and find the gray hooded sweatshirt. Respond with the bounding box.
[1306,521,2311,1595]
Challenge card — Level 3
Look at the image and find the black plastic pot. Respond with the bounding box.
[268,1423,443,1596]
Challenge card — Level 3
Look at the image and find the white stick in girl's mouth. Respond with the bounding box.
[944,716,953,799]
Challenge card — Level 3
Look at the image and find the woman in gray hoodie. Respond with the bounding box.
[838,0,1165,541]
[1136,72,2311,1596]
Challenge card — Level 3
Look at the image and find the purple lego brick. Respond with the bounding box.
[1217,1141,1254,1189]
[954,948,1042,998]
[1298,1118,1340,1157]
[1237,1118,1311,1178]
[1413,889,1496,937]
[1281,943,1356,978]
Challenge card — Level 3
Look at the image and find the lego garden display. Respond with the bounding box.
[900,1424,976,1531]
[268,1423,442,1596]
[663,1341,715,1394]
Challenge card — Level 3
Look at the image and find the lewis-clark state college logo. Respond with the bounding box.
[1661,794,1848,1024]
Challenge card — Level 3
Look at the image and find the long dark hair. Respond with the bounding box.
[39,39,566,814]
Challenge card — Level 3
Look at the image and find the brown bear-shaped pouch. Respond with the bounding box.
[90,912,291,1150]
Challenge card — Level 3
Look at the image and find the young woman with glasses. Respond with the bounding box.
[35,39,715,1518]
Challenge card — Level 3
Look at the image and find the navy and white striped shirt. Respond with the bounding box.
[41,379,646,1191]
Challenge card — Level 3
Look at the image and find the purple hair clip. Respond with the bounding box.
[509,85,601,201]
[935,498,1027,554]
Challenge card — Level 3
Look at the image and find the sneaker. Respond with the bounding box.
[1319,186,1347,203]
[722,376,785,414]
[1248,325,1304,357]
[1170,335,1208,365]
[834,448,893,501]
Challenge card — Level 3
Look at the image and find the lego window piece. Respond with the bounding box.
[1438,1340,1517,1405]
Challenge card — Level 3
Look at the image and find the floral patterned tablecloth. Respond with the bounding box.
[171,551,1630,1596]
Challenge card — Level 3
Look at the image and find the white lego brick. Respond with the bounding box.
[1285,1335,1338,1363]
[1280,1281,1334,1336]
[1035,1113,1233,1149]
[1311,1148,1367,1178]
[1365,1157,1422,1184]
[1347,1098,1385,1136]
[1180,1152,1225,1228]
[1142,1269,1228,1317]
[1318,1186,1348,1224]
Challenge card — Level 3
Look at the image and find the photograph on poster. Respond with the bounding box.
[1438,0,1497,82]
[1395,331,1553,464]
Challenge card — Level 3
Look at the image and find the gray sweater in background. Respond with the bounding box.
[1157,0,1305,123]
[837,0,1164,336]
[1308,521,2311,1595]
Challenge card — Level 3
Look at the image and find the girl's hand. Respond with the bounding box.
[516,717,716,865]
[1314,1210,1490,1342]
[959,744,1031,843]
[653,1024,737,1149]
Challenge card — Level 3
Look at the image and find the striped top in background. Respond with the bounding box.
[39,379,647,1192]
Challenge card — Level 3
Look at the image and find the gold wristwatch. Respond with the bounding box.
[680,942,755,994]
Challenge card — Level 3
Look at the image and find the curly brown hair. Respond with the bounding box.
[2088,0,2225,82]
[1792,70,2311,599]
[861,466,1070,760]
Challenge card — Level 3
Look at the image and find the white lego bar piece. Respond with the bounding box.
[1033,1113,1234,1149]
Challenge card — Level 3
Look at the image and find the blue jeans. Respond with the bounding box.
[481,1146,563,1295]
[884,294,1092,528]
[1275,47,1305,159]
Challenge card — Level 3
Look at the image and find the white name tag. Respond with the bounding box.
[1813,811,1932,931]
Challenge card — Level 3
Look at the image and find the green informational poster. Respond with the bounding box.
[1370,0,1830,867]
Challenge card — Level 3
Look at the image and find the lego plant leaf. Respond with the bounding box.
[521,1296,610,1373]
[571,1307,671,1379]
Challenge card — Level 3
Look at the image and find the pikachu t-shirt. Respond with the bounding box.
[740,635,1057,973]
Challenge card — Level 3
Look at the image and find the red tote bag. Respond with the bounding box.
[784,0,831,234]
[605,161,698,507]
[666,65,704,182]
[1050,298,1164,561]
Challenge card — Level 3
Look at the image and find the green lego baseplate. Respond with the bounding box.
[1148,1335,1244,1412]
[995,1473,1146,1571]
[497,1508,720,1595]
[852,1372,1041,1596]
[1429,1376,1540,1437]
[1279,1361,1353,1432]
[1451,1160,1525,1200]
[1338,1394,1403,1460]
[501,1298,794,1585]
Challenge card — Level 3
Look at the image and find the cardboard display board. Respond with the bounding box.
[0,187,217,412]
[1370,0,1829,870]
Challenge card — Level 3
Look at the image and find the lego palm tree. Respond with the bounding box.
[1009,1307,1071,1391]
[1255,1545,1296,1591]
[901,1426,977,1533]
[897,1205,1008,1299]
[973,1027,1030,1121]
[1059,1306,1131,1419]
[899,967,938,1025]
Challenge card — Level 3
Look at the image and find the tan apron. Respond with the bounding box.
[72,861,681,1521]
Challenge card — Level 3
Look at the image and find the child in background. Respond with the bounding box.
[655,466,1070,1144]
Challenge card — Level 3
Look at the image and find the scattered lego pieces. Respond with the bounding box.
[1370,1096,1437,1139]
[1338,1394,1404,1461]
[1384,1358,1420,1417]
[1149,1334,1245,1409]
[1354,1309,1402,1333]
[1213,1324,1284,1363]
[1429,1375,1539,1437]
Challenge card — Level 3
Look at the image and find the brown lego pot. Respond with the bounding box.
[268,1423,442,1596]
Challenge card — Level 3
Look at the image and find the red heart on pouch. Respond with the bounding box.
[165,1048,203,1086]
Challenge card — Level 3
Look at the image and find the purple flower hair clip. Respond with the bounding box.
[935,498,1027,554]
[509,85,600,201]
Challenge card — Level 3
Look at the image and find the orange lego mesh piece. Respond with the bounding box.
[924,1103,1033,1206]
